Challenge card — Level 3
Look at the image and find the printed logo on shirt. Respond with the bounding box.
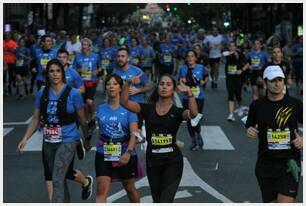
[275,106,293,128]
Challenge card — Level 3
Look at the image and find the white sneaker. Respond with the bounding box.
[237,107,244,117]
[227,113,235,121]
[191,113,203,127]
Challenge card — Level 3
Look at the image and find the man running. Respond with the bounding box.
[246,65,303,203]
[73,38,102,133]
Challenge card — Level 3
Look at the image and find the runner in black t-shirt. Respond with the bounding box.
[222,42,247,121]
[120,74,198,203]
[246,65,303,203]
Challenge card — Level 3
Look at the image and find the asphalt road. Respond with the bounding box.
[3,66,303,203]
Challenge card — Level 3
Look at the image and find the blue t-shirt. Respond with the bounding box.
[112,65,148,103]
[73,52,101,82]
[246,51,269,71]
[34,85,84,143]
[35,48,58,82]
[96,104,138,153]
[129,46,142,66]
[65,65,84,89]
[292,43,303,63]
[139,45,155,68]
[159,43,176,66]
[99,47,116,70]
[178,64,209,99]
[15,47,31,67]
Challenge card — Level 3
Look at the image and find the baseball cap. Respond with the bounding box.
[263,65,285,80]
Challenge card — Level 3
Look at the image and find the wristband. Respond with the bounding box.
[125,149,133,155]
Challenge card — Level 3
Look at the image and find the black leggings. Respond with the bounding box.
[226,77,242,102]
[182,98,204,137]
[146,158,183,203]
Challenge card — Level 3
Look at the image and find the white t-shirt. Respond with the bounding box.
[203,34,223,58]
[65,41,81,55]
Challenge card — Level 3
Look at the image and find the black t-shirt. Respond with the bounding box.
[246,95,302,160]
[225,52,246,78]
[140,103,184,166]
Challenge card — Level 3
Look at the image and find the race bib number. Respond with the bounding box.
[267,129,291,150]
[227,65,237,74]
[40,57,51,69]
[43,126,62,143]
[16,59,24,67]
[81,70,92,80]
[251,57,260,68]
[212,44,220,49]
[102,59,110,66]
[163,55,172,63]
[151,134,173,146]
[69,54,75,63]
[103,143,122,161]
[133,58,139,65]
[191,86,200,97]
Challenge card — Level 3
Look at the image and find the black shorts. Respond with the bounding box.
[15,66,29,77]
[83,82,98,101]
[255,157,301,202]
[95,152,137,180]
[158,64,173,76]
[249,70,263,88]
[208,57,220,67]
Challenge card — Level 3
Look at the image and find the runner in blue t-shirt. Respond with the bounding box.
[157,34,177,77]
[18,59,93,202]
[35,35,57,90]
[129,37,142,67]
[15,38,31,98]
[91,74,142,203]
[113,47,152,129]
[139,37,155,82]
[242,39,270,100]
[99,37,116,75]
[291,36,303,96]
[178,50,209,151]
[73,38,102,133]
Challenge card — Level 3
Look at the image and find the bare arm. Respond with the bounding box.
[177,80,198,120]
[120,80,142,114]
[76,107,89,139]
[119,122,138,166]
[78,85,85,94]
[18,109,40,153]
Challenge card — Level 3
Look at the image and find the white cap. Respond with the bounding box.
[263,65,285,80]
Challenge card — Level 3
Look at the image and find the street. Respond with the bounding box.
[3,67,303,203]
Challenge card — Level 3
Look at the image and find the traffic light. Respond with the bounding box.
[174,7,177,11]
[166,8,171,12]
[165,4,171,12]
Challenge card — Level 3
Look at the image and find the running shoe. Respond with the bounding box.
[227,113,235,121]
[237,107,244,117]
[82,176,93,200]
[191,113,203,127]
[76,138,86,160]
[189,140,199,151]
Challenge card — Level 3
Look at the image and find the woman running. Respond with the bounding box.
[120,74,198,202]
[18,59,92,202]
[93,74,142,203]
[178,50,209,150]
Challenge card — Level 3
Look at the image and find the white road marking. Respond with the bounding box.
[4,116,33,126]
[108,157,232,203]
[24,131,43,151]
[201,126,235,150]
[3,128,14,136]
[140,189,192,202]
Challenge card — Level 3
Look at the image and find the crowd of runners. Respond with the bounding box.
[3,24,303,203]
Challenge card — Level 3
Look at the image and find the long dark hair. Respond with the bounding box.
[45,58,66,86]
[148,74,177,103]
